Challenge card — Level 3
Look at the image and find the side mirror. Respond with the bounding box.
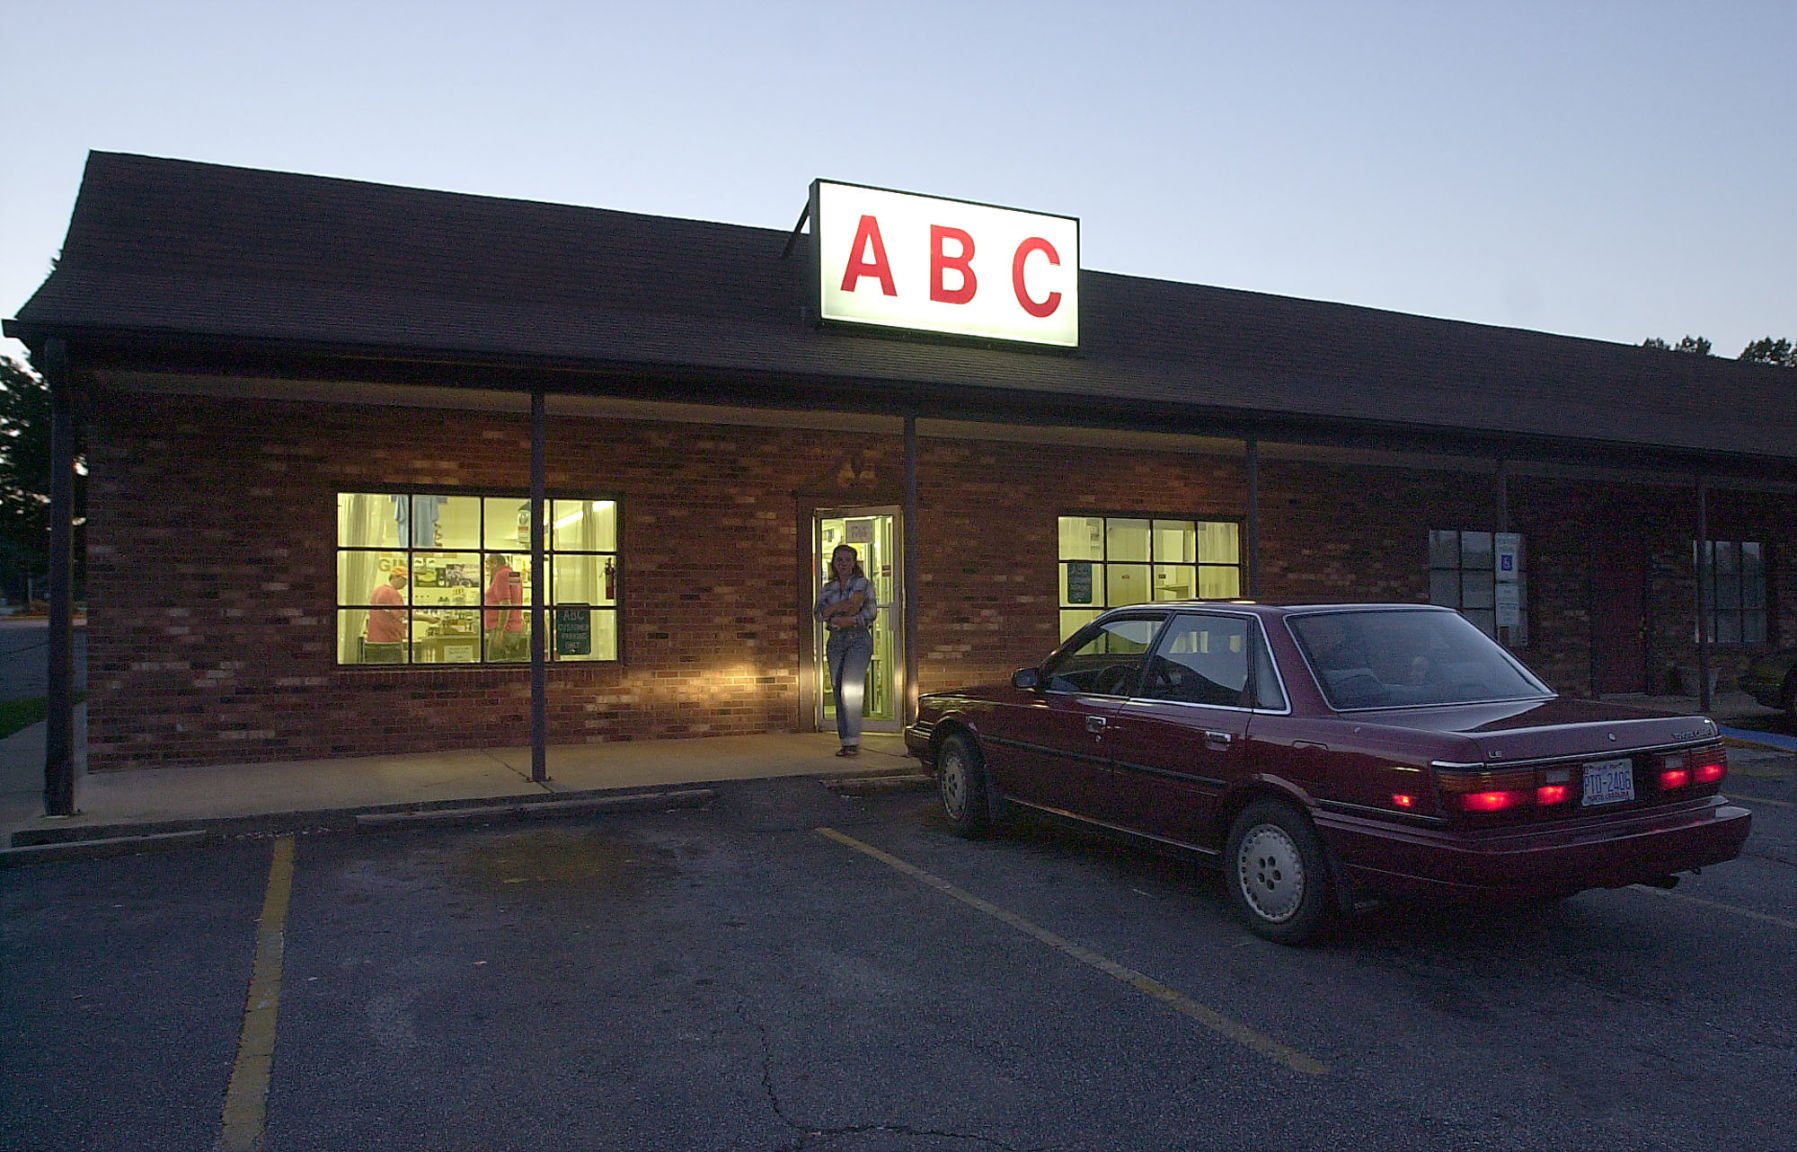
[1011,667,1042,691]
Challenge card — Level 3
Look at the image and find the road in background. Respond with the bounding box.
[0,618,86,703]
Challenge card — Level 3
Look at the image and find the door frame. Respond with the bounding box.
[808,504,907,734]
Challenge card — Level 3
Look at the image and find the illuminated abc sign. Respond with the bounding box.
[812,180,1079,349]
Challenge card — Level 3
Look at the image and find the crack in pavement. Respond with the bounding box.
[738,999,1058,1152]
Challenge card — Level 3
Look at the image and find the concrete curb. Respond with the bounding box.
[1720,726,1797,754]
[824,773,933,796]
[3,786,718,860]
[0,830,211,868]
[355,788,715,830]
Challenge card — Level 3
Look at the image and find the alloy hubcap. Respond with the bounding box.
[1236,824,1305,923]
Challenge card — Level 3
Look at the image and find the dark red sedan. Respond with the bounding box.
[905,603,1751,945]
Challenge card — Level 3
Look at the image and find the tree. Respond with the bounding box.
[1739,337,1796,367]
[1641,335,1712,355]
[0,355,85,602]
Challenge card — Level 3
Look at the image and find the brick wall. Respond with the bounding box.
[913,437,1248,692]
[85,390,905,768]
[85,391,1796,769]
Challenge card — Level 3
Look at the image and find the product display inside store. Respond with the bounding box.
[335,492,619,666]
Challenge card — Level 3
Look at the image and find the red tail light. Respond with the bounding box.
[1657,747,1727,790]
[1441,744,1725,820]
[1460,790,1527,812]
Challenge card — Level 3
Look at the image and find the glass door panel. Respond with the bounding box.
[815,508,904,733]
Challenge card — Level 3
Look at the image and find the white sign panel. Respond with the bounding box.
[813,180,1079,348]
[1495,533,1522,583]
[1496,582,1521,627]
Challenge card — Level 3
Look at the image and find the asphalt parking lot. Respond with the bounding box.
[4,768,1795,1152]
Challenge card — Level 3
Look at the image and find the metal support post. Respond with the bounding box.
[530,389,548,783]
[1696,475,1711,713]
[44,338,76,816]
[903,415,920,726]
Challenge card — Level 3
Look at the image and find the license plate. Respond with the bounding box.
[1582,757,1636,806]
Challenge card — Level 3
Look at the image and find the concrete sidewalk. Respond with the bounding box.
[0,707,922,862]
[3,691,1791,864]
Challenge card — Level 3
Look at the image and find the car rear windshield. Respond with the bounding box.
[1290,609,1551,710]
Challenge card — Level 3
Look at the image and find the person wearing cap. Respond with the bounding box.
[366,565,410,663]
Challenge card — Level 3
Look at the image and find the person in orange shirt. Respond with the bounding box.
[367,565,409,663]
[485,553,525,660]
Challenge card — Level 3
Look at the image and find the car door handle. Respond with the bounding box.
[1203,730,1232,750]
[1087,716,1107,733]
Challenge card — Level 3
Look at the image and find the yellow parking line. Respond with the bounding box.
[220,835,296,1152]
[1629,883,1797,931]
[816,826,1328,1077]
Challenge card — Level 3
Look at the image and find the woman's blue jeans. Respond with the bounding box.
[826,625,874,746]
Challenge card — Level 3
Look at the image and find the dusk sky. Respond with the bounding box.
[4,0,1793,367]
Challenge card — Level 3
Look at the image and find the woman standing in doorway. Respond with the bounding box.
[816,544,879,757]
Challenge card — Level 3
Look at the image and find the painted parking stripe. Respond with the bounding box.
[219,835,296,1152]
[816,826,1329,1077]
[1629,883,1797,931]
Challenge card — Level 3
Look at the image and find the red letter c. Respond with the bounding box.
[1012,237,1061,318]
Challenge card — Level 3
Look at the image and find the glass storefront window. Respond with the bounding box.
[553,499,618,552]
[1059,516,1105,562]
[483,496,541,552]
[1057,514,1243,641]
[1429,529,1527,646]
[1106,518,1151,563]
[336,491,620,667]
[1696,539,1767,647]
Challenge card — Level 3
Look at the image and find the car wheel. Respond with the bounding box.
[1224,799,1334,946]
[937,732,991,838]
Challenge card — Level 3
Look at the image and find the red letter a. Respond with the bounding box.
[930,225,977,304]
[840,214,897,296]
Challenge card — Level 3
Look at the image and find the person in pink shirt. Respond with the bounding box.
[485,553,525,660]
[366,565,409,662]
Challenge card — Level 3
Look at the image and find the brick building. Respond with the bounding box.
[6,153,1794,778]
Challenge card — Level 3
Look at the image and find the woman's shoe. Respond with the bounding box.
[835,745,859,757]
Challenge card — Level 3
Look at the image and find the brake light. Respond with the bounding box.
[1392,793,1417,809]
[1657,747,1727,789]
[1460,789,1527,812]
[1437,765,1569,815]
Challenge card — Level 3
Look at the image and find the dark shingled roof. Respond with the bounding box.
[10,151,1796,473]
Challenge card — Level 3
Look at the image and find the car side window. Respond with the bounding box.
[1142,614,1250,707]
[1044,616,1164,696]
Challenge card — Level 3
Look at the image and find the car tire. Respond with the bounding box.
[1224,799,1334,946]
[937,732,991,838]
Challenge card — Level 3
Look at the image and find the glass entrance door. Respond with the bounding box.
[815,508,904,733]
